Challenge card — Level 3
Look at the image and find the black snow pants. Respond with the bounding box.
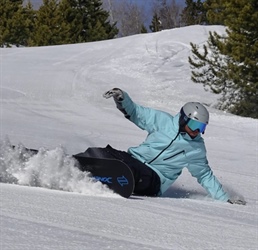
[83,145,161,196]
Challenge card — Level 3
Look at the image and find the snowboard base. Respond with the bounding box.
[11,145,135,198]
[73,154,134,198]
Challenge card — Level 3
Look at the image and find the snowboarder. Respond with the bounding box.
[88,88,245,204]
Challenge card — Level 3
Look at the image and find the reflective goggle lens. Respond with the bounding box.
[187,119,207,133]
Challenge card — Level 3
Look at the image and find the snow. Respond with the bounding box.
[0,25,257,249]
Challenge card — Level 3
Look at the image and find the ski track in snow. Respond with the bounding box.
[1,25,258,249]
[1,183,257,250]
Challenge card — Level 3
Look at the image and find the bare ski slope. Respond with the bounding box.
[1,25,257,249]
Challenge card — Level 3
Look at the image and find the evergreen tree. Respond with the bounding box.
[22,2,36,46]
[189,0,258,118]
[14,1,35,46]
[203,0,226,25]
[149,12,162,32]
[60,0,118,43]
[1,0,36,47]
[181,0,207,26]
[0,0,23,47]
[141,25,148,34]
[189,33,236,110]
[31,0,70,46]
[222,0,258,116]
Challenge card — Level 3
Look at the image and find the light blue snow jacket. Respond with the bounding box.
[118,91,229,201]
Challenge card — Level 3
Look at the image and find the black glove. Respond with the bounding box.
[227,199,246,205]
[103,88,124,101]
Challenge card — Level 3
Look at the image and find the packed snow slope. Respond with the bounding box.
[1,25,257,250]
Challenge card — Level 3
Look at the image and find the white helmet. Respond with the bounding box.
[180,102,209,133]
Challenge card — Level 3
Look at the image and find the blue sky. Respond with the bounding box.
[131,0,186,12]
[132,0,185,6]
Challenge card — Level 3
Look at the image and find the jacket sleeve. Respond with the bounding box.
[188,160,229,201]
[115,91,161,133]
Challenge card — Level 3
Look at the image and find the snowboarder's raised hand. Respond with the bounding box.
[103,88,124,101]
[227,199,246,205]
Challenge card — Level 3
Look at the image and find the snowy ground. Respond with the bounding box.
[1,25,257,249]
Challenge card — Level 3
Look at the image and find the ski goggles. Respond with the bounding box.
[187,119,207,133]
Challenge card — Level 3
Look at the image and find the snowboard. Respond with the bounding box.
[12,145,135,198]
[73,153,135,198]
